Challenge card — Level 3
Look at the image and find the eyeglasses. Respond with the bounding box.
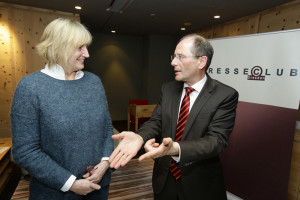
[171,54,202,62]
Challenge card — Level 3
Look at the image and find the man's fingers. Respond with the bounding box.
[110,132,142,168]
[111,133,124,140]
[139,151,155,161]
[122,154,133,166]
[109,148,120,163]
[109,143,126,163]
[148,138,155,143]
[109,132,130,163]
[110,150,123,168]
[152,143,159,147]
[163,137,172,145]
[117,151,132,167]
[144,138,157,151]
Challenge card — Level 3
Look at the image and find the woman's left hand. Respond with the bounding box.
[83,160,110,183]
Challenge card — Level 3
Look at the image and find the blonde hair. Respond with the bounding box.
[36,18,92,71]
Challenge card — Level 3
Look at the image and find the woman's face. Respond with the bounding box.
[67,45,90,72]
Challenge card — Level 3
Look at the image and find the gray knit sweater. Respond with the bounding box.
[11,71,114,199]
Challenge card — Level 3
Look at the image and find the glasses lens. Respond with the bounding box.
[171,55,175,61]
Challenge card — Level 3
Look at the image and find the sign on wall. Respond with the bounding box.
[208,29,300,200]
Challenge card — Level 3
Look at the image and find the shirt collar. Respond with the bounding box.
[40,64,84,80]
[183,74,207,92]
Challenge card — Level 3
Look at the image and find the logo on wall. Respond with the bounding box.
[207,65,298,78]
[248,66,265,81]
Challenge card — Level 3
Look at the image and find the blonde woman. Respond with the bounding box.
[11,18,113,199]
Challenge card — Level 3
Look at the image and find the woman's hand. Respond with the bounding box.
[83,160,110,183]
[70,179,100,195]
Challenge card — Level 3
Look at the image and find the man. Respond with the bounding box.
[109,33,238,200]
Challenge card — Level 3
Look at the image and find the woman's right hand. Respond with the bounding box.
[70,179,101,195]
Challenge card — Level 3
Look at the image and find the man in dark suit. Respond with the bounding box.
[109,33,238,200]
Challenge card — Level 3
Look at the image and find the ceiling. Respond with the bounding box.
[2,0,295,35]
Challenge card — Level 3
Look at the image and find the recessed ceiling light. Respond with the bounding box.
[111,30,116,33]
[214,15,220,19]
[181,27,186,31]
[75,6,82,10]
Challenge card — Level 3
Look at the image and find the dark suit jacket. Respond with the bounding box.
[137,74,238,200]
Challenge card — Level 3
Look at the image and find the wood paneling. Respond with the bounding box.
[0,3,79,137]
[198,0,300,39]
[258,1,300,33]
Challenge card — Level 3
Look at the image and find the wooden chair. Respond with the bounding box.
[128,100,148,130]
[129,100,148,124]
[127,104,156,131]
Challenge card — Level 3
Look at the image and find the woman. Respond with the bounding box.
[11,18,114,199]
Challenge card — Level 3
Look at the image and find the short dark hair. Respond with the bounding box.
[179,33,214,71]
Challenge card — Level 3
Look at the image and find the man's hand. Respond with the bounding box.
[82,160,110,183]
[109,131,143,169]
[139,137,179,161]
[69,179,100,195]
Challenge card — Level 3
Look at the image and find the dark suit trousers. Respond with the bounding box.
[154,163,228,200]
[154,171,185,200]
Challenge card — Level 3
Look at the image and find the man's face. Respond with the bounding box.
[171,38,205,86]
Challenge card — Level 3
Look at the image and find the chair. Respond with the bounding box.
[129,100,148,106]
[127,100,152,131]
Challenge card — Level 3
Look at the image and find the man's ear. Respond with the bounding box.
[198,56,207,70]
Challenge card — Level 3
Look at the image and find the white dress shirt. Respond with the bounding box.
[173,75,207,162]
[41,64,84,80]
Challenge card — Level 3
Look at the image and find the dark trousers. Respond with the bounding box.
[154,172,185,200]
[83,185,109,200]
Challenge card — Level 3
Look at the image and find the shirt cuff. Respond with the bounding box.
[171,142,181,163]
[101,157,109,161]
[61,175,76,192]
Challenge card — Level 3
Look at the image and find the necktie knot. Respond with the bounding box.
[185,87,195,96]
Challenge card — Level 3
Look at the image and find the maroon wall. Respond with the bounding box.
[221,101,298,200]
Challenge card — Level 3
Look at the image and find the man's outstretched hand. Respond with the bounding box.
[109,131,143,169]
[139,137,179,161]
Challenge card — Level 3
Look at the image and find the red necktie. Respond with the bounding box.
[170,87,195,180]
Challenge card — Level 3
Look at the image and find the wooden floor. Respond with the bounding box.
[108,158,154,199]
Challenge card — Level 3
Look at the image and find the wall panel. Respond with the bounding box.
[198,0,300,38]
[259,1,300,32]
[0,6,15,137]
[0,3,79,137]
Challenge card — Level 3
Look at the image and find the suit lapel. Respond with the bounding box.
[171,82,183,139]
[181,76,215,140]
